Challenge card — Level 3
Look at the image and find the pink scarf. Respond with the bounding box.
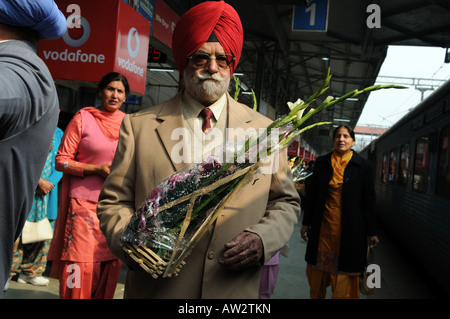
[83,107,125,141]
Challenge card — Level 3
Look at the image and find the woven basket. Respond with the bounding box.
[122,161,261,278]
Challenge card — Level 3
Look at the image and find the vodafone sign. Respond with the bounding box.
[38,0,150,95]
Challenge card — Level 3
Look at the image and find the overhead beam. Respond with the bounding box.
[262,4,290,57]
[257,0,310,4]
[378,20,449,47]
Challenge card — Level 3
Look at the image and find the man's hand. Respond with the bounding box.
[369,235,380,248]
[300,225,310,241]
[219,232,263,271]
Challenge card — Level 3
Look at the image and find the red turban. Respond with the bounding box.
[172,1,244,76]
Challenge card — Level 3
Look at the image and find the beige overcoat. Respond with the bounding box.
[97,91,300,298]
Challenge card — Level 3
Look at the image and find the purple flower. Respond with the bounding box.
[198,156,222,174]
[137,213,146,232]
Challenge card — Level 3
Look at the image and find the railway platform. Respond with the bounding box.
[2,222,446,301]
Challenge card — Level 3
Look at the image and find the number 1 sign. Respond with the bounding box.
[292,0,329,32]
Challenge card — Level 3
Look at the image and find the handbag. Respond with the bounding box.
[21,218,53,244]
[359,245,375,295]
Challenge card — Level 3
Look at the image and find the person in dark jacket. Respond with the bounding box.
[300,125,379,299]
[0,0,66,297]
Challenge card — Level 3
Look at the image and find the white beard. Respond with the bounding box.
[184,69,230,105]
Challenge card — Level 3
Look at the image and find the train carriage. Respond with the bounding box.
[360,79,450,295]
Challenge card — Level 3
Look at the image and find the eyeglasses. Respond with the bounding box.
[188,53,235,69]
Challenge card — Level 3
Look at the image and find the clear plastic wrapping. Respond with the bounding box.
[121,156,253,260]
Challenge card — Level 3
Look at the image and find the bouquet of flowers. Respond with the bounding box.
[290,158,313,183]
[121,68,404,278]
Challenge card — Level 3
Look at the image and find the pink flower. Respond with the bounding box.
[167,172,191,190]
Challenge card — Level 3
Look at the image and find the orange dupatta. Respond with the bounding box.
[329,150,353,188]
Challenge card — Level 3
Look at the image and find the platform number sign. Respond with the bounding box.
[292,0,329,32]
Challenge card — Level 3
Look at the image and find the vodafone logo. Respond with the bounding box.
[117,27,145,77]
[42,14,105,64]
[127,27,140,58]
[63,16,90,47]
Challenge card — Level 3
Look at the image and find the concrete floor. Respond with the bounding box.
[2,222,443,300]
[271,223,441,299]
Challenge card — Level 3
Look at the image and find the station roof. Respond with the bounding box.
[161,0,450,155]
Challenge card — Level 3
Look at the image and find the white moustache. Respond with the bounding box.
[196,72,224,81]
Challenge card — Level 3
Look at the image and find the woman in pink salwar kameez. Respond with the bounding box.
[48,72,128,299]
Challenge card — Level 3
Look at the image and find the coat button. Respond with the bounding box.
[208,251,215,259]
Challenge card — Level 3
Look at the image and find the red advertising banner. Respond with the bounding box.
[305,151,311,161]
[115,1,150,93]
[288,140,300,157]
[299,147,305,158]
[153,0,179,48]
[38,0,150,94]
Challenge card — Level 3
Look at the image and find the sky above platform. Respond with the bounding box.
[357,45,450,127]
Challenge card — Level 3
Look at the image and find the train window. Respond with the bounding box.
[436,125,450,198]
[381,152,388,183]
[398,143,410,186]
[388,149,398,183]
[413,136,430,192]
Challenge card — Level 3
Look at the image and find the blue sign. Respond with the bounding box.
[123,0,155,31]
[292,0,329,32]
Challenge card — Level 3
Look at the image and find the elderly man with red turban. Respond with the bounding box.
[98,1,300,299]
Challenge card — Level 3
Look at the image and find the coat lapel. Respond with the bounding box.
[155,92,187,172]
[226,94,255,132]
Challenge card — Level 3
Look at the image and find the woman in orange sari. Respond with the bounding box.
[301,125,379,299]
[48,72,128,299]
